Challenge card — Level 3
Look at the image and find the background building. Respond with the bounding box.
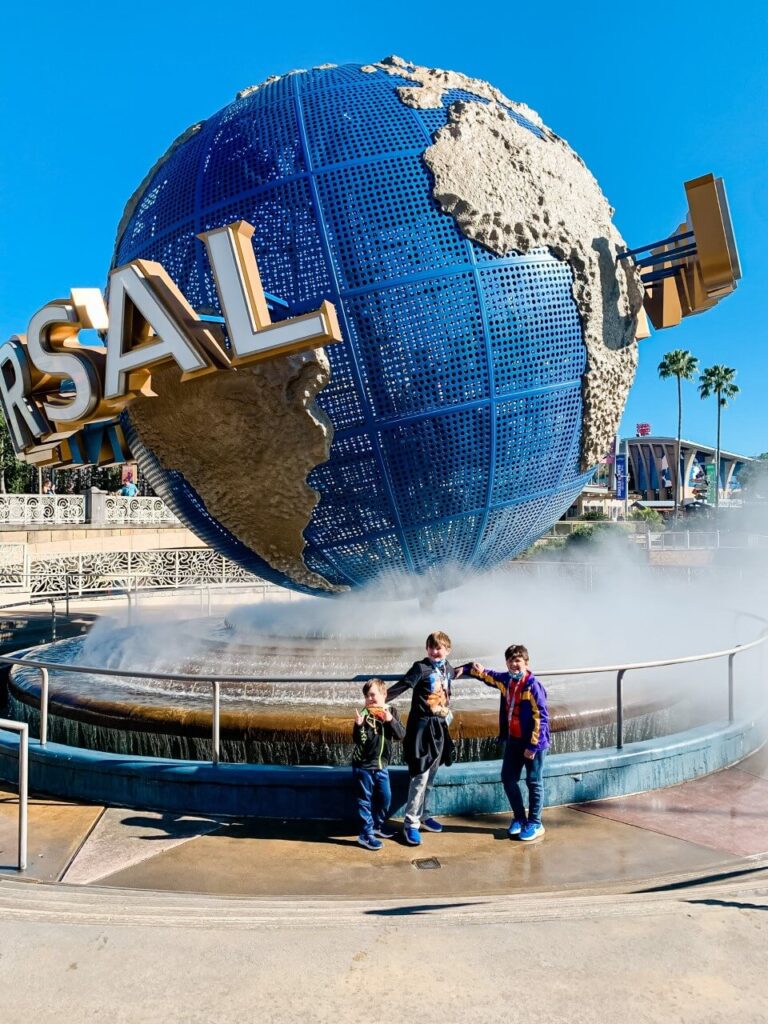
[565,436,754,518]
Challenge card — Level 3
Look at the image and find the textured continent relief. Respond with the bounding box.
[126,351,344,593]
[372,56,644,469]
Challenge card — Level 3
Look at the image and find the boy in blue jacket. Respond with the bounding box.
[465,644,550,841]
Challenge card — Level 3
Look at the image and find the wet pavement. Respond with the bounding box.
[2,744,767,895]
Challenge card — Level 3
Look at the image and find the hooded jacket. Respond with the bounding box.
[351,704,405,770]
[386,658,457,774]
[465,666,550,755]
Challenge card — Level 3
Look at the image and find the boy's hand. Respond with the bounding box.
[382,708,393,722]
[471,661,484,674]
[524,749,535,760]
[454,665,464,678]
[354,711,363,726]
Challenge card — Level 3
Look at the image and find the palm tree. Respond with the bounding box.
[698,365,739,509]
[658,350,698,517]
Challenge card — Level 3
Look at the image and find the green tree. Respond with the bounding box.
[630,507,663,528]
[739,452,768,501]
[658,349,698,518]
[0,413,36,493]
[698,365,739,510]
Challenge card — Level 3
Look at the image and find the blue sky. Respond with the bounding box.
[1,1,765,455]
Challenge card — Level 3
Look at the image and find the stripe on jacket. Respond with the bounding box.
[476,669,505,694]
[522,688,541,747]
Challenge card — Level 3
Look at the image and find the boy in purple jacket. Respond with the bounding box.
[465,643,550,841]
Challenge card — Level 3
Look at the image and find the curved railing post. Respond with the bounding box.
[212,681,220,765]
[39,667,49,746]
[728,651,736,722]
[616,669,626,749]
[0,719,28,870]
[18,725,27,869]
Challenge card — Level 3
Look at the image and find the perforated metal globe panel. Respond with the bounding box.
[380,407,491,526]
[478,259,585,394]
[344,273,488,420]
[114,64,593,593]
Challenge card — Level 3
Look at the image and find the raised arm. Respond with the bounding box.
[385,661,422,702]
[459,662,507,695]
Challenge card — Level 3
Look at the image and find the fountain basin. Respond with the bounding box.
[0,611,763,819]
[0,717,762,819]
[5,624,682,764]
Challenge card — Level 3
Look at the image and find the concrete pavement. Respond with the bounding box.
[0,747,766,1022]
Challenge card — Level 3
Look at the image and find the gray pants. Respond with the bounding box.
[403,756,441,828]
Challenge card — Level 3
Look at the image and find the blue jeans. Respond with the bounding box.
[501,741,547,824]
[353,766,392,838]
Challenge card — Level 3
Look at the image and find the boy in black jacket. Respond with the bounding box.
[352,678,406,851]
[386,631,463,847]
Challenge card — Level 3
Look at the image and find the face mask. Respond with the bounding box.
[511,671,523,681]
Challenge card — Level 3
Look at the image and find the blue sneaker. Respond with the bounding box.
[507,819,524,838]
[403,825,422,846]
[519,822,545,842]
[421,817,443,833]
[357,834,383,851]
[374,825,397,840]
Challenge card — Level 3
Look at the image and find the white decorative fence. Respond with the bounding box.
[14,548,258,597]
[103,496,179,525]
[0,544,27,586]
[0,495,85,525]
[0,493,179,527]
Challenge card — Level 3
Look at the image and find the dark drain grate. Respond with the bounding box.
[413,857,441,870]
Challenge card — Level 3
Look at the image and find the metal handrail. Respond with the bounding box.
[0,719,28,870]
[2,623,767,758]
[535,632,768,677]
[0,611,765,869]
[536,629,768,747]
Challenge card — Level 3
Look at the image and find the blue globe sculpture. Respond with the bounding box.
[113,60,633,596]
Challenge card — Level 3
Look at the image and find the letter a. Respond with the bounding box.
[104,260,230,400]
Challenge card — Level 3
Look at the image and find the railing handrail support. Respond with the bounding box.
[212,681,220,765]
[39,667,49,746]
[616,669,626,749]
[728,650,737,722]
[0,719,28,870]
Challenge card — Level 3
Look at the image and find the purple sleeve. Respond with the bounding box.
[463,665,507,693]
